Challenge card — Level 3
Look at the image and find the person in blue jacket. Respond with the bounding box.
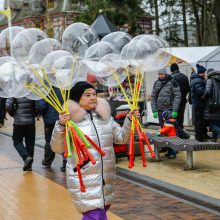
[190,64,208,141]
[36,87,66,169]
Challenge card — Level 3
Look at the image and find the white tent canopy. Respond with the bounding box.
[170,46,220,69]
[145,46,220,126]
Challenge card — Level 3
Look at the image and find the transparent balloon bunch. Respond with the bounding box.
[120,34,171,72]
[0,23,172,172]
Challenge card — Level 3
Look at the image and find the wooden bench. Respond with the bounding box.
[146,132,220,169]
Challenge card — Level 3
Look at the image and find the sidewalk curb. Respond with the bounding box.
[116,167,220,213]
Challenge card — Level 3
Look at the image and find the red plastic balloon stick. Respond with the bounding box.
[84,134,106,156]
[142,132,155,158]
[70,127,84,165]
[128,129,134,168]
[134,119,146,167]
[76,165,86,192]
[81,144,96,165]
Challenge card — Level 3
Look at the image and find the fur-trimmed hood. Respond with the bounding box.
[68,97,111,123]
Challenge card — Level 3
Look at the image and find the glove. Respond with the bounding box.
[171,111,178,118]
[156,131,160,136]
[153,112,158,118]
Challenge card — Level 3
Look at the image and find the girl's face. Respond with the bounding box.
[79,88,97,111]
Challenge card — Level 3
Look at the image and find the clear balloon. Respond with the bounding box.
[0,61,30,97]
[29,38,62,64]
[0,26,25,56]
[62,22,99,57]
[82,60,107,77]
[74,60,89,82]
[0,56,16,66]
[84,41,118,61]
[121,34,171,71]
[12,28,48,63]
[49,55,78,89]
[97,66,127,87]
[96,53,125,77]
[101,31,132,52]
[0,57,16,97]
[42,50,71,74]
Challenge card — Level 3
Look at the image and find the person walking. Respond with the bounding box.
[36,87,66,170]
[0,97,6,127]
[170,63,189,128]
[51,81,139,219]
[6,97,38,171]
[151,68,181,127]
[190,64,207,141]
[202,68,220,141]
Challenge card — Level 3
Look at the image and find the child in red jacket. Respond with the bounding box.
[157,110,177,159]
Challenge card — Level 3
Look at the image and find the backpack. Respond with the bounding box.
[210,79,220,108]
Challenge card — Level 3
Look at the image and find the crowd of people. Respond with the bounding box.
[151,63,220,159]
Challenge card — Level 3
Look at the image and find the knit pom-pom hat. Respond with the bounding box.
[196,64,206,74]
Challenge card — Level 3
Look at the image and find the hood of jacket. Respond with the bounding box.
[207,70,220,81]
[68,97,111,123]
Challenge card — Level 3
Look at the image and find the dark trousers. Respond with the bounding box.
[12,124,35,161]
[0,98,6,125]
[194,106,207,141]
[43,123,55,165]
[177,104,186,129]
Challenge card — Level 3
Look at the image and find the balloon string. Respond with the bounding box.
[125,67,133,97]
[112,71,132,109]
[40,67,63,110]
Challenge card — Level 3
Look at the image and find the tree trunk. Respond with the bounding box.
[214,0,220,44]
[182,0,188,46]
[154,0,160,35]
[191,0,202,45]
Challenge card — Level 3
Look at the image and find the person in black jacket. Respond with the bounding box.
[203,69,220,141]
[170,63,189,128]
[36,87,66,170]
[6,97,38,171]
[190,64,207,141]
[151,68,181,127]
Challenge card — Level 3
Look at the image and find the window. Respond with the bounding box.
[48,0,55,9]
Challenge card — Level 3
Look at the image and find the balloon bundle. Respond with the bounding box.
[111,67,155,167]
[0,22,172,176]
[26,65,106,192]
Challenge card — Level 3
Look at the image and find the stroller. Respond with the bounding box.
[112,105,140,162]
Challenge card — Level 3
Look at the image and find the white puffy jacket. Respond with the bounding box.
[51,98,131,213]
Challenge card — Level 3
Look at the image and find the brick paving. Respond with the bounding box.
[0,133,219,220]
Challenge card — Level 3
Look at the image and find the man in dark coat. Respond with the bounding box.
[170,63,189,128]
[190,64,207,141]
[203,69,220,141]
[6,97,38,171]
[151,67,181,126]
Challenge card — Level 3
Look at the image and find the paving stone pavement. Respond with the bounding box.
[0,128,220,219]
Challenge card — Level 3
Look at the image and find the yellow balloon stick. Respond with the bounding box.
[112,71,132,109]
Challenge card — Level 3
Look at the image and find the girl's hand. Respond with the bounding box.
[59,112,71,126]
[127,109,140,120]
